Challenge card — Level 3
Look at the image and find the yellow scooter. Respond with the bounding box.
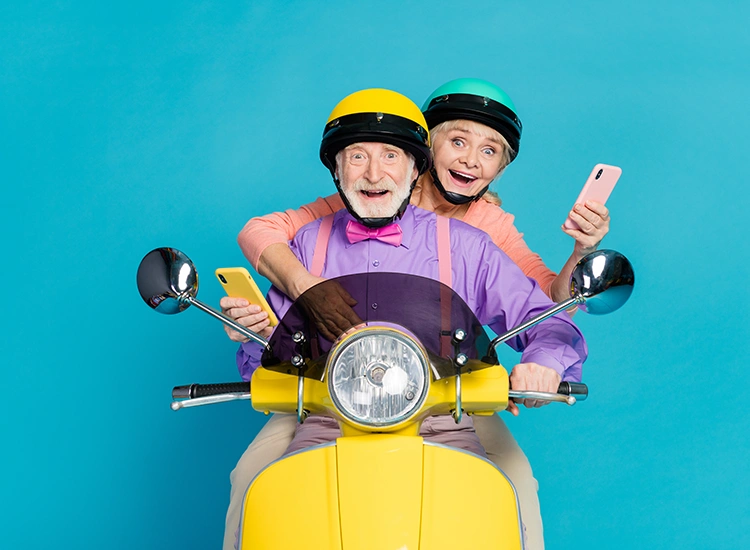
[137,248,634,549]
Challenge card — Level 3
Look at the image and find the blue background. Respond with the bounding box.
[2,1,748,548]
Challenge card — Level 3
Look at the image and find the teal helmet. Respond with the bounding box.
[422,78,522,158]
[421,78,523,205]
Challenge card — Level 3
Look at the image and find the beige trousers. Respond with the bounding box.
[222,413,543,550]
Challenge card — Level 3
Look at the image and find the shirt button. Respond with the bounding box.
[371,303,378,310]
[372,260,380,267]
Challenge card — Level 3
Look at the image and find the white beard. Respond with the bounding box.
[342,176,412,219]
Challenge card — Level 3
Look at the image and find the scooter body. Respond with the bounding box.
[241,364,523,550]
[241,434,522,549]
[138,248,633,550]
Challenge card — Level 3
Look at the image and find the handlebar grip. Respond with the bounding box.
[172,382,250,399]
[557,382,588,401]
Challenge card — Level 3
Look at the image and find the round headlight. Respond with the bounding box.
[327,326,429,428]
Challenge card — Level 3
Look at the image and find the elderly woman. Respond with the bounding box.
[221,78,610,550]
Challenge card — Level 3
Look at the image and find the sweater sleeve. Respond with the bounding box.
[237,193,345,268]
[463,200,558,297]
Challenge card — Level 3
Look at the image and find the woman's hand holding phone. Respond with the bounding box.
[220,297,274,343]
[216,267,278,343]
[562,164,620,254]
[562,200,611,254]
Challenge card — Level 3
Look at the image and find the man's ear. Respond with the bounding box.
[333,163,341,184]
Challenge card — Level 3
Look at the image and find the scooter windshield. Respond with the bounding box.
[260,272,492,380]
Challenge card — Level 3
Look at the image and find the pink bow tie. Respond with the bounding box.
[345,220,403,246]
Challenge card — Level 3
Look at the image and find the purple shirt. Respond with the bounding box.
[238,205,587,381]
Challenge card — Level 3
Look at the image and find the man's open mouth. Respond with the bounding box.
[361,190,389,198]
[449,170,477,186]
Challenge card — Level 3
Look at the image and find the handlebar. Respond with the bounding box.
[508,382,588,406]
[557,382,588,401]
[170,380,588,410]
[172,382,250,399]
[170,382,251,410]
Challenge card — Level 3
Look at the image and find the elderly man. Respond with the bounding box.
[221,88,586,549]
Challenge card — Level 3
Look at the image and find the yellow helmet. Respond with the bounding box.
[320,89,432,176]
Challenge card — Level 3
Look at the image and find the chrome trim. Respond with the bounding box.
[490,296,579,349]
[170,392,251,410]
[297,375,307,423]
[508,390,576,406]
[327,326,430,429]
[452,372,462,424]
[187,297,270,349]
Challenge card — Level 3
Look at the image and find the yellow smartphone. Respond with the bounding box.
[215,267,279,327]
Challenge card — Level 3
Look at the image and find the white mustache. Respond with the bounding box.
[349,177,399,193]
[343,174,411,220]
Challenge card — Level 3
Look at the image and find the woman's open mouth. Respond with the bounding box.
[448,170,478,187]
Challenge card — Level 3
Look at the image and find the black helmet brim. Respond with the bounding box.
[320,113,432,176]
[423,94,522,161]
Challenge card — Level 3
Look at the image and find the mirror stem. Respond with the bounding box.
[488,295,581,353]
[186,296,271,349]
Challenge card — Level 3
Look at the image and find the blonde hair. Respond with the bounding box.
[482,189,503,206]
[430,119,512,207]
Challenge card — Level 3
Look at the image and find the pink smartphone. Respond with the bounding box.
[563,163,622,230]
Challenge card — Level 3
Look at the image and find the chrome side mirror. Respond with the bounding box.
[137,248,198,314]
[488,249,634,351]
[136,247,270,348]
[570,249,634,314]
